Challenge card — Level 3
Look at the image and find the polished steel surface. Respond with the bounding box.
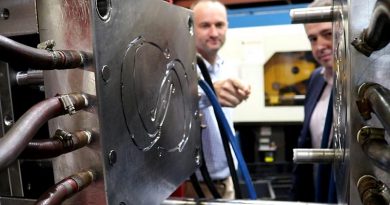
[332,1,350,202]
[349,0,390,203]
[0,0,38,36]
[333,0,390,204]
[293,149,339,164]
[37,0,199,204]
[15,70,43,86]
[37,0,103,204]
[290,6,333,24]
[91,0,199,204]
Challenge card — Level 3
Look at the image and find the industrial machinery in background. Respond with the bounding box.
[291,0,390,204]
[3,0,390,204]
[264,51,317,106]
[0,0,200,204]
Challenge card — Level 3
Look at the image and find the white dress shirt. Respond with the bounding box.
[309,67,334,148]
[197,55,237,180]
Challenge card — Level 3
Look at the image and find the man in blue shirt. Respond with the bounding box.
[185,0,251,199]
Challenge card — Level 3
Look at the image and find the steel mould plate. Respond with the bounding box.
[0,0,38,36]
[91,1,200,204]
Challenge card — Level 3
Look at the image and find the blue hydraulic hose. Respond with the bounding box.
[199,80,257,199]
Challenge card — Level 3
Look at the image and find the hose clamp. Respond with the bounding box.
[59,94,76,115]
[54,129,74,148]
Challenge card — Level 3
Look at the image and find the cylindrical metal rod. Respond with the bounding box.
[15,70,44,85]
[0,93,88,171]
[290,6,333,24]
[19,130,92,159]
[293,148,336,164]
[358,83,390,135]
[34,170,95,205]
[0,35,92,69]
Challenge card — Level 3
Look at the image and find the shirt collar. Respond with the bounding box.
[320,66,334,85]
[199,55,224,74]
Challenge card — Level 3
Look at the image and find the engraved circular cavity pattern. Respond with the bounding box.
[121,36,192,153]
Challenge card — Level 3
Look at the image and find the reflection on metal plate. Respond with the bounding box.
[121,37,192,153]
[91,0,200,204]
[37,0,103,204]
[332,0,349,203]
[336,0,390,204]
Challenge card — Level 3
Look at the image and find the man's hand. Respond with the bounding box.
[213,78,251,107]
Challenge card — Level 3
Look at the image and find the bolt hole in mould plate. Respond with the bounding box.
[91,0,200,204]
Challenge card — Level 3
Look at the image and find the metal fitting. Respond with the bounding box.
[357,126,385,144]
[70,170,95,191]
[37,40,56,51]
[357,175,390,205]
[15,70,44,86]
[356,82,378,120]
[58,93,89,115]
[293,148,339,164]
[58,94,77,115]
[290,6,333,24]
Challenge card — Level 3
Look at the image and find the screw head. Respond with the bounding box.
[101,65,111,83]
[108,150,117,166]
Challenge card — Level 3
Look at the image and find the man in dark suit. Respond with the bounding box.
[290,0,336,203]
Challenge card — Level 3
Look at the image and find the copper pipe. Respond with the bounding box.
[357,175,390,205]
[351,0,390,57]
[357,83,390,134]
[357,126,390,172]
[0,93,88,171]
[0,35,92,69]
[19,129,92,159]
[35,170,95,205]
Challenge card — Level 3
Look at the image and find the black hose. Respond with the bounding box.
[190,173,205,198]
[197,56,215,93]
[199,150,222,198]
[197,56,243,198]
